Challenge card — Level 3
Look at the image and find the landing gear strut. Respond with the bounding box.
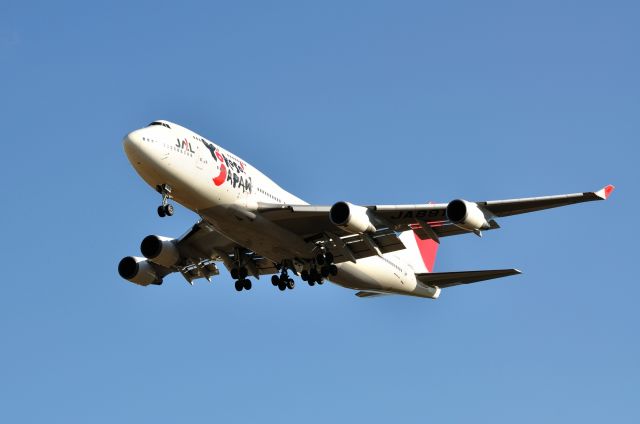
[156,184,174,217]
[230,266,248,280]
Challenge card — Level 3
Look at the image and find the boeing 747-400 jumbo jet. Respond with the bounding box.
[118,120,614,298]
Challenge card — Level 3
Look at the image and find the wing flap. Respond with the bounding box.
[416,268,521,289]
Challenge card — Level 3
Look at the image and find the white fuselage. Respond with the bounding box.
[123,121,439,298]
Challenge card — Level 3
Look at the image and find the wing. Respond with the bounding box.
[150,220,279,284]
[415,269,522,288]
[257,185,614,248]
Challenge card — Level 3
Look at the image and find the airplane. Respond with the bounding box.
[117,120,614,299]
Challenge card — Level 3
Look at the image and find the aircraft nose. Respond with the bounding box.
[123,129,156,165]
[123,129,143,151]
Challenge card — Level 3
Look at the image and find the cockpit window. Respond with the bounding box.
[148,121,171,129]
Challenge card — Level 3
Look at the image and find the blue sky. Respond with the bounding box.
[1,1,638,422]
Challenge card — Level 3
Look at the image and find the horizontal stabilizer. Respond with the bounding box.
[355,291,392,298]
[415,268,521,289]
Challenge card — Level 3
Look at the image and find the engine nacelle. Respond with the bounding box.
[118,256,162,286]
[330,201,377,234]
[446,199,490,232]
[140,235,180,267]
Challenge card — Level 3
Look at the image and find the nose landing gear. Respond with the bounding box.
[156,184,174,217]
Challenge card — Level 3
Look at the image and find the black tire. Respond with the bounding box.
[300,270,309,281]
[317,279,324,285]
[230,268,239,280]
[278,282,286,291]
[329,265,338,276]
[325,251,334,263]
[308,280,315,286]
[321,266,330,278]
[243,279,252,290]
[271,275,280,286]
[164,204,174,216]
[157,206,166,217]
[310,268,319,279]
[286,278,295,290]
[316,254,325,266]
[239,267,248,279]
[234,280,243,291]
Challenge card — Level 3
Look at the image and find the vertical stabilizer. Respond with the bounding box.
[397,230,439,273]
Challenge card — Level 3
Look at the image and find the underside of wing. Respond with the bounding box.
[159,220,279,283]
[415,269,522,289]
[256,185,614,250]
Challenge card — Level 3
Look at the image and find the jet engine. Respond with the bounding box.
[118,256,162,286]
[330,201,377,234]
[140,235,180,267]
[446,199,490,232]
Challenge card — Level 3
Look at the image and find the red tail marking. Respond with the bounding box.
[604,184,615,199]
[413,231,439,272]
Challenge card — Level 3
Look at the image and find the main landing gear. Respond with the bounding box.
[156,184,174,217]
[231,266,252,291]
[300,268,324,286]
[315,251,338,280]
[271,269,295,291]
[234,278,252,291]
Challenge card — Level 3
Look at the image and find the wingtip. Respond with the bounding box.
[596,184,615,200]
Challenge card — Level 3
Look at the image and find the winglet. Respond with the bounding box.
[595,184,615,200]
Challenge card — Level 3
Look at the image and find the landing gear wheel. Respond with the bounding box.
[286,279,295,290]
[300,270,309,281]
[156,184,174,218]
[234,281,243,291]
[271,275,280,286]
[316,254,325,266]
[239,267,248,279]
[308,280,315,286]
[231,268,239,280]
[243,279,252,290]
[317,279,324,285]
[325,252,334,263]
[310,268,319,280]
[278,282,286,291]
[321,266,330,278]
[329,265,338,276]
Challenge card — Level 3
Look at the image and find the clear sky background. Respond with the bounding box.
[0,1,638,422]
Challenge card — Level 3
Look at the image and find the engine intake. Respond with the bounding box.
[118,256,162,286]
[330,201,376,234]
[140,235,180,267]
[446,199,490,232]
